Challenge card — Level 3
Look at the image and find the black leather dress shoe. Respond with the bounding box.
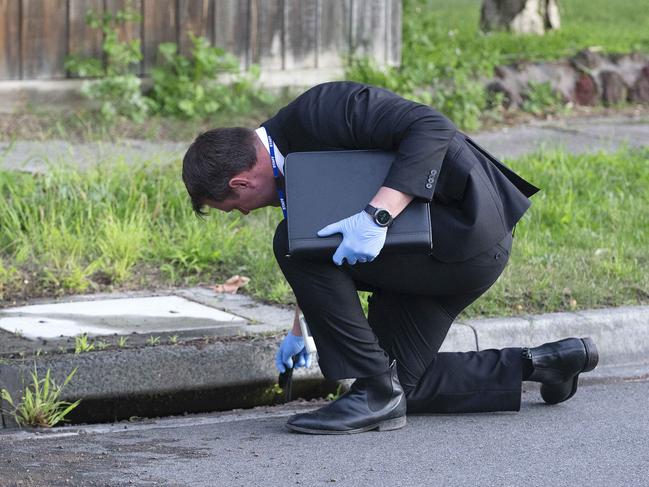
[525,337,599,405]
[286,360,407,435]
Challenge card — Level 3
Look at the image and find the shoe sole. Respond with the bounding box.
[542,337,599,405]
[286,415,407,435]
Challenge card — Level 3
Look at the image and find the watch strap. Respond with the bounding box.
[364,204,378,216]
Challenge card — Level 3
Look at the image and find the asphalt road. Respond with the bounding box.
[1,376,648,487]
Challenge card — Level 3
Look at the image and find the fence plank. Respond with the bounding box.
[214,0,249,68]
[68,0,104,74]
[2,0,396,82]
[351,0,387,64]
[387,0,401,66]
[142,0,177,73]
[318,0,350,68]
[0,0,21,80]
[178,0,213,56]
[21,0,68,79]
[105,0,143,74]
[284,0,317,70]
[250,0,283,69]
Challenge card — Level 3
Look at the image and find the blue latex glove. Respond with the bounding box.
[317,210,388,265]
[275,331,312,373]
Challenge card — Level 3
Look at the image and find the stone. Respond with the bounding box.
[486,79,523,108]
[572,48,606,71]
[631,65,649,103]
[574,72,599,105]
[599,70,629,105]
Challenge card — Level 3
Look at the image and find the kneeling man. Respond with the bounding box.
[182,81,598,434]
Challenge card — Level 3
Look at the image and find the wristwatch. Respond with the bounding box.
[364,204,394,227]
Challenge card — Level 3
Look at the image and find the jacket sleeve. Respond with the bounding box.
[273,81,457,201]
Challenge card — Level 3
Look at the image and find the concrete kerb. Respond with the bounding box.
[1,289,648,429]
[464,305,649,366]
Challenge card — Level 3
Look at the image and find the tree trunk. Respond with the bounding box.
[480,0,561,35]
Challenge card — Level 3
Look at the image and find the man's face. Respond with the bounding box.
[205,192,255,215]
[204,142,277,215]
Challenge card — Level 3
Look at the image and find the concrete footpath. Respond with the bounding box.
[1,114,649,174]
[1,114,648,429]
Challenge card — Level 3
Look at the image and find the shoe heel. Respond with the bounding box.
[376,415,407,432]
[581,337,599,372]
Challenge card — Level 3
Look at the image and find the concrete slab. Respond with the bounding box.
[0,317,116,340]
[0,295,248,341]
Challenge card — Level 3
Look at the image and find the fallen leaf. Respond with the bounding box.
[213,275,250,294]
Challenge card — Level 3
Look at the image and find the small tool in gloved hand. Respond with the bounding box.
[278,354,299,402]
[277,315,317,403]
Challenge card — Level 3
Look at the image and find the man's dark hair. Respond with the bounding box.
[182,127,258,215]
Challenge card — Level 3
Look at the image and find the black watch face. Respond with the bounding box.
[375,209,392,226]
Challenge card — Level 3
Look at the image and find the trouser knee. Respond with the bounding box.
[272,219,290,267]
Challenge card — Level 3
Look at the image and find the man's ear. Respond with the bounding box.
[229,175,251,190]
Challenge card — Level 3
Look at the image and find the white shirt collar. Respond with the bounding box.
[255,126,285,175]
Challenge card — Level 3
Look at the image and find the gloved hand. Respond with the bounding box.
[275,331,312,373]
[317,210,387,265]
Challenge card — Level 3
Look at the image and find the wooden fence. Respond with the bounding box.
[0,0,401,81]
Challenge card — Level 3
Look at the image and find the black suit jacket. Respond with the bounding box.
[262,81,539,262]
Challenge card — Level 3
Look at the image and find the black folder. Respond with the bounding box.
[284,150,433,257]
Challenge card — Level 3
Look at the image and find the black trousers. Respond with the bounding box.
[273,220,523,413]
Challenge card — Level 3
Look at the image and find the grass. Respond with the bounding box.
[0,90,296,143]
[411,0,649,64]
[0,147,647,317]
[347,0,649,130]
[1,366,81,428]
[464,145,649,317]
[74,334,95,354]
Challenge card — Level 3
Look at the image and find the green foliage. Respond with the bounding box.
[146,336,160,346]
[347,0,649,130]
[98,212,147,283]
[464,146,649,317]
[0,148,647,316]
[522,81,568,115]
[64,5,272,123]
[259,383,285,404]
[326,384,345,401]
[1,366,81,428]
[346,2,500,131]
[0,257,18,301]
[64,4,149,122]
[149,34,273,119]
[74,334,95,354]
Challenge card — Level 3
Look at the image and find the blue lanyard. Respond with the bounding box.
[267,134,287,219]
